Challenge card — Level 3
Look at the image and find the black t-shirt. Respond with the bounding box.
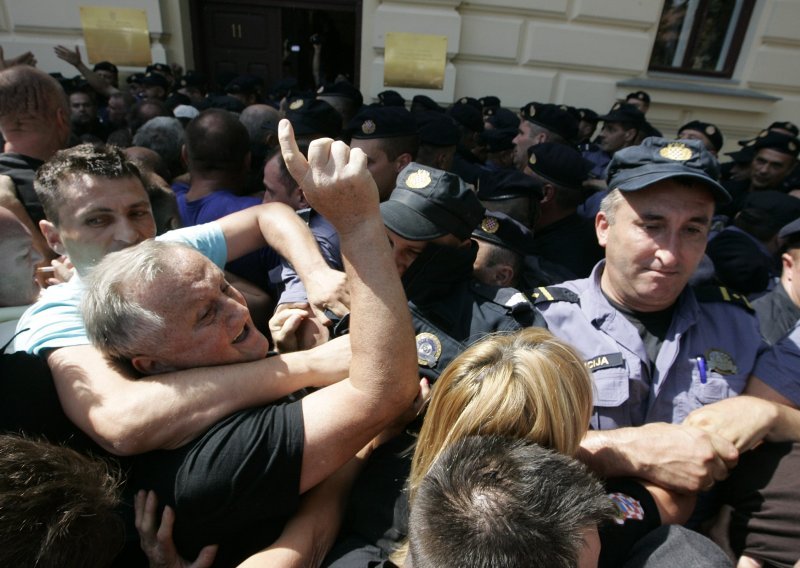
[129,401,305,567]
[605,294,675,374]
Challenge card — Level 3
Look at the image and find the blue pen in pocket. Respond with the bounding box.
[696,356,707,384]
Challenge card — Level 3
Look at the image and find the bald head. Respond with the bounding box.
[0,66,70,158]
[0,207,41,306]
[239,104,280,145]
[185,109,251,173]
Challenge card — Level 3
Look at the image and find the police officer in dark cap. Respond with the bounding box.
[752,218,800,343]
[415,112,460,172]
[721,130,800,218]
[480,128,517,172]
[448,97,486,184]
[287,162,540,380]
[472,210,535,289]
[484,106,520,132]
[410,94,444,114]
[476,167,543,228]
[316,80,363,128]
[534,137,771,500]
[140,72,169,101]
[678,120,724,156]
[707,190,800,296]
[285,97,343,142]
[576,107,599,146]
[479,95,501,114]
[525,143,604,278]
[225,74,263,107]
[377,90,405,107]
[625,90,650,114]
[512,102,579,171]
[346,106,418,200]
[177,71,208,108]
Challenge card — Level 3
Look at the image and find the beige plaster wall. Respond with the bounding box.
[360,0,800,154]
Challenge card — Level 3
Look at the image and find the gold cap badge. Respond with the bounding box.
[658,142,693,161]
[406,169,432,189]
[480,216,499,234]
[289,99,304,110]
[361,120,376,135]
[705,125,716,135]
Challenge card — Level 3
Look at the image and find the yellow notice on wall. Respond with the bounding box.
[384,33,447,90]
[80,6,151,66]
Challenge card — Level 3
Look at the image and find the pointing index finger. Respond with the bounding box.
[278,118,310,187]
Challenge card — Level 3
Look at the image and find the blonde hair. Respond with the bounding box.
[408,327,592,504]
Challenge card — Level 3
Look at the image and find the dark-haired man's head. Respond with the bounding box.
[184,108,251,178]
[0,435,123,568]
[408,435,613,568]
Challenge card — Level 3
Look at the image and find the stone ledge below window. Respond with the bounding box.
[617,77,780,114]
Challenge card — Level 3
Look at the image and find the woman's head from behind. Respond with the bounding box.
[410,328,592,500]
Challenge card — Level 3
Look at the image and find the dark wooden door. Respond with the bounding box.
[191,0,361,93]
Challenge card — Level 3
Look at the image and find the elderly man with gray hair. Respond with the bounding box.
[78,120,419,565]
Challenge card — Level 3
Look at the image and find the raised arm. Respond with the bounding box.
[54,45,119,98]
[47,336,350,455]
[273,120,418,493]
[216,202,349,319]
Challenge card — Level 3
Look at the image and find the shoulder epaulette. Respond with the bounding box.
[693,285,754,313]
[530,286,580,305]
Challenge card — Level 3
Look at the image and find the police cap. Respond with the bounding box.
[485,107,520,131]
[598,102,645,127]
[411,95,444,114]
[476,169,543,202]
[377,90,406,107]
[520,102,578,142]
[678,120,724,152]
[317,81,364,108]
[472,210,536,256]
[526,143,591,189]
[381,163,485,241]
[417,112,460,147]
[449,99,484,133]
[347,106,417,139]
[285,98,342,139]
[607,137,730,203]
[753,131,800,158]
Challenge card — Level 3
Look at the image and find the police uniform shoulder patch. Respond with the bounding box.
[608,492,645,525]
[693,285,754,313]
[530,286,580,305]
[416,332,442,367]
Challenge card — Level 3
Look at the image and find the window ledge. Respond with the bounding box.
[617,76,780,113]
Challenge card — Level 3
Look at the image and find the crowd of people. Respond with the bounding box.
[1,42,799,568]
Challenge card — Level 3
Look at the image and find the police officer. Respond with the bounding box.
[752,218,800,343]
[525,142,604,278]
[382,163,539,381]
[534,137,765,493]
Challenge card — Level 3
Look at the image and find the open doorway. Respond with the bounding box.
[190,0,361,95]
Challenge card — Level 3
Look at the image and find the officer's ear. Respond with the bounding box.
[394,152,413,172]
[782,251,795,274]
[596,210,610,248]
[540,183,556,205]
[181,144,189,167]
[623,127,638,145]
[493,263,515,287]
